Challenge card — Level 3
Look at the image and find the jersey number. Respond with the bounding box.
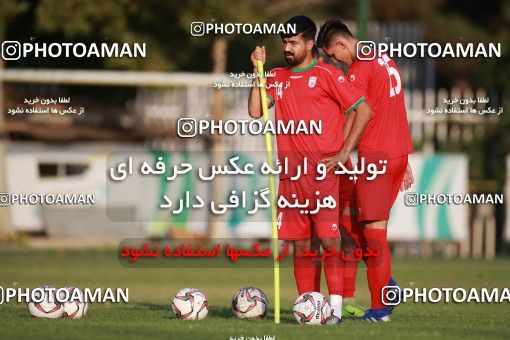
[377,54,401,97]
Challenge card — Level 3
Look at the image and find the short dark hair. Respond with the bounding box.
[316,19,354,48]
[280,15,317,41]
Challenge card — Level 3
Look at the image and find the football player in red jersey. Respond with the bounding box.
[248,15,371,324]
[317,19,414,322]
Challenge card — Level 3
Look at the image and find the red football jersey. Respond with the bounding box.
[347,53,413,160]
[265,59,365,179]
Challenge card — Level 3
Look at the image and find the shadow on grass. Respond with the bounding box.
[133,302,169,311]
[265,309,295,324]
[208,306,296,323]
[207,306,234,319]
[207,306,296,324]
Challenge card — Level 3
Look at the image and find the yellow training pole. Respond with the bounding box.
[256,59,280,324]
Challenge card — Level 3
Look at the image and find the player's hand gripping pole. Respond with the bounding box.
[256,59,280,324]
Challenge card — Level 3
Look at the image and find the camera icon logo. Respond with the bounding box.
[177,118,198,138]
[2,41,21,61]
[190,22,206,37]
[381,285,401,306]
[0,193,11,206]
[357,41,376,61]
[404,192,418,207]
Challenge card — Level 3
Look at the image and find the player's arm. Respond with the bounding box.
[248,46,274,118]
[320,68,372,170]
[400,163,414,191]
[340,62,374,162]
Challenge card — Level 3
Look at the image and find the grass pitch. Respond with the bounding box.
[0,248,509,339]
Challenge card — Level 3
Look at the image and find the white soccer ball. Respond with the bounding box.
[60,287,88,319]
[292,291,331,325]
[232,287,268,319]
[171,288,208,320]
[27,285,64,318]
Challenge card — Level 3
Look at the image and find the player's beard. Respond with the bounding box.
[285,51,306,66]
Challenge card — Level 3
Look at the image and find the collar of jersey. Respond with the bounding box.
[291,59,318,73]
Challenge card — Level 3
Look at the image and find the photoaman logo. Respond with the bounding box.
[1,41,146,61]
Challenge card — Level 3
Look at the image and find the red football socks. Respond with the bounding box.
[293,250,317,294]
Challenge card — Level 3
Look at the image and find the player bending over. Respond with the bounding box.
[317,19,414,322]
